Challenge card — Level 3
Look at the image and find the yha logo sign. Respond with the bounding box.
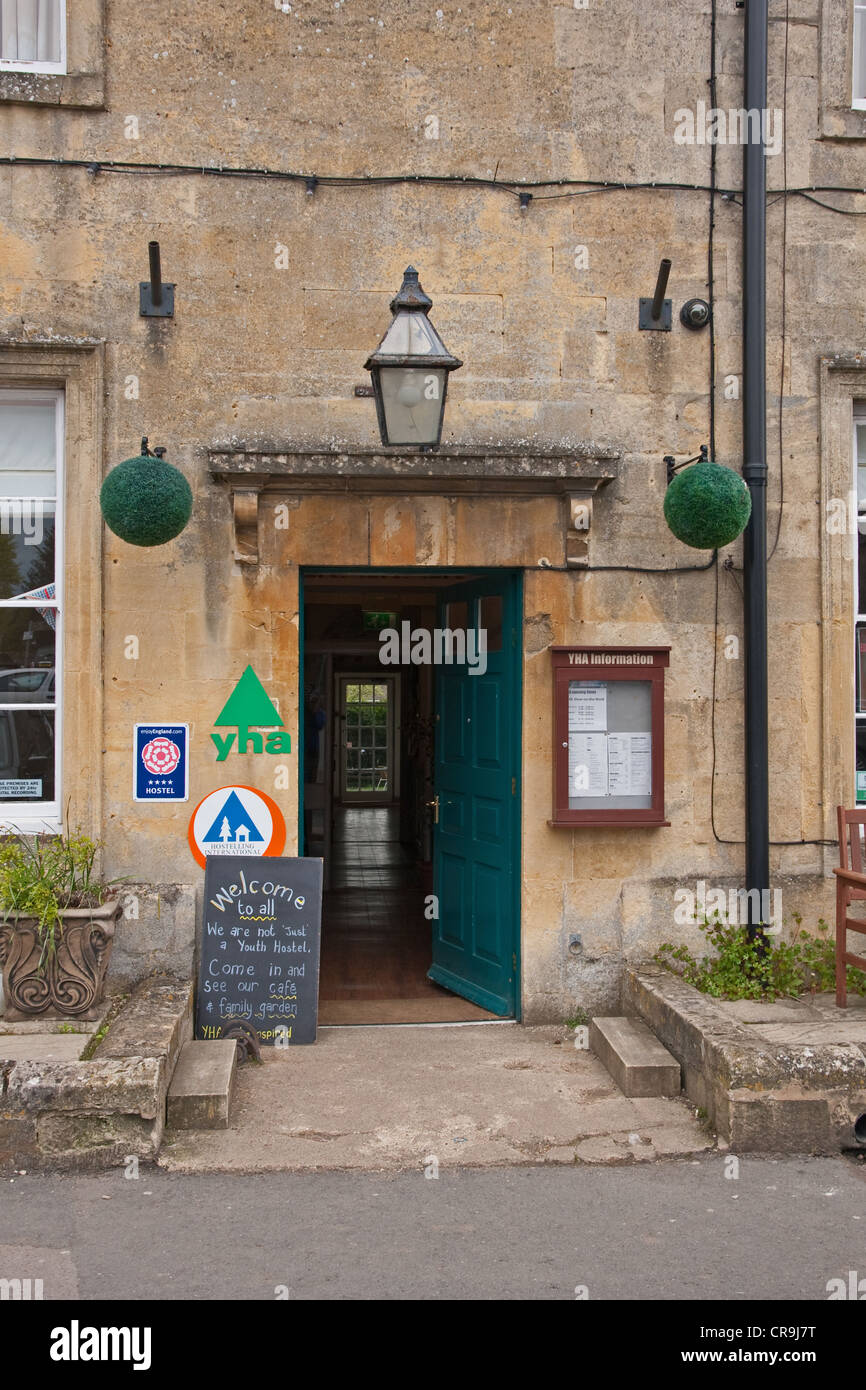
[211,666,292,762]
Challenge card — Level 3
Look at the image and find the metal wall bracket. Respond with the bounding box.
[140,282,175,317]
[139,241,175,318]
[639,257,672,331]
[638,296,671,330]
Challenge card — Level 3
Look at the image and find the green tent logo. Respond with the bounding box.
[211,666,292,762]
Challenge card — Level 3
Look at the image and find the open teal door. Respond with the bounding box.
[429,573,521,1017]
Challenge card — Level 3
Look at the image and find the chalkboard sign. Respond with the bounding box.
[196,855,323,1046]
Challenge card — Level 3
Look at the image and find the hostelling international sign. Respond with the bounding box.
[188,785,286,869]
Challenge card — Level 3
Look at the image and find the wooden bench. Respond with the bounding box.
[833,806,866,1007]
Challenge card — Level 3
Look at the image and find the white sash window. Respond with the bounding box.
[855,3,866,109]
[0,389,63,828]
[0,0,66,73]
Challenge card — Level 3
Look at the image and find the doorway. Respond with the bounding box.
[338,675,396,803]
[301,569,521,1025]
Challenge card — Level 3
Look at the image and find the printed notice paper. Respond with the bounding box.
[568,684,607,732]
[569,732,608,797]
[608,732,652,796]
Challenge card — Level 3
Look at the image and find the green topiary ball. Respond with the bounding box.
[663,460,752,550]
[100,454,193,547]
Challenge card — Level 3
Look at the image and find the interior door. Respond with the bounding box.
[429,574,520,1016]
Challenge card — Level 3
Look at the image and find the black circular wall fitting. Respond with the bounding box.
[680,298,712,330]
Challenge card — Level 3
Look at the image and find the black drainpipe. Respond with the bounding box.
[742,0,770,934]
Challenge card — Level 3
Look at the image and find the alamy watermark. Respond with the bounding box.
[0,499,45,546]
[674,880,783,932]
[0,1276,43,1299]
[673,101,783,157]
[379,621,488,676]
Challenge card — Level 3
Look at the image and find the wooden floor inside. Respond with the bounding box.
[318,806,499,1025]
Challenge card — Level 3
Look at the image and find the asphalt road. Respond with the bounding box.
[1,1153,865,1301]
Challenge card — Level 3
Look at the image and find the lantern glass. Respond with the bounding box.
[377,311,447,358]
[378,366,447,446]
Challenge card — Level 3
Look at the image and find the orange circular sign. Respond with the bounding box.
[187,785,286,870]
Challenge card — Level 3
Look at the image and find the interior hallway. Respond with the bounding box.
[317,806,496,1024]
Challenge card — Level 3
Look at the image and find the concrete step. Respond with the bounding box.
[167,1040,238,1130]
[589,1016,681,1098]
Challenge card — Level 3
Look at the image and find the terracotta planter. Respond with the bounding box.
[0,901,121,1021]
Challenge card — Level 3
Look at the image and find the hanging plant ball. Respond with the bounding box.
[663,460,752,550]
[100,452,193,547]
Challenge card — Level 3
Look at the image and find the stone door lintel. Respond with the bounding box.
[208,447,621,567]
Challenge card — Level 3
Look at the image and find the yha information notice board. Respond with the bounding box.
[196,855,324,1045]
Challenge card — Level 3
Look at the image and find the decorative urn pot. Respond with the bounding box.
[0,901,121,1021]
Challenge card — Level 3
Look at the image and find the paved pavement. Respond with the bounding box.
[717,990,866,1044]
[1,1155,863,1299]
[160,1022,713,1172]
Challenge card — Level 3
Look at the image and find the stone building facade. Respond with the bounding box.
[0,0,864,1022]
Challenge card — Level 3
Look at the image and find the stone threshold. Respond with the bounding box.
[624,966,866,1154]
[0,977,192,1172]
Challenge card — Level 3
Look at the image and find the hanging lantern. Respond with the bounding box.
[100,441,192,547]
[364,266,462,448]
[663,459,752,550]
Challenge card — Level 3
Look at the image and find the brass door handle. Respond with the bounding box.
[425,795,439,824]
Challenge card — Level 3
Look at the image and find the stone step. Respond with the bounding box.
[166,1040,238,1130]
[589,1016,681,1098]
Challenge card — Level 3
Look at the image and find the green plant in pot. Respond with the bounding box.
[0,832,124,1020]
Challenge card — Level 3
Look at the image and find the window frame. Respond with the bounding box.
[0,0,67,76]
[854,405,866,802]
[855,3,866,109]
[0,386,64,831]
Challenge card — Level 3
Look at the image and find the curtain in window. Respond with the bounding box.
[0,0,62,64]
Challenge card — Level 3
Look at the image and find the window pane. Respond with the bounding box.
[858,724,866,803]
[858,628,866,713]
[0,397,57,496]
[0,505,55,598]
[446,600,467,630]
[479,595,503,652]
[0,0,62,64]
[0,709,54,800]
[856,8,866,102]
[0,609,55,697]
[568,680,653,811]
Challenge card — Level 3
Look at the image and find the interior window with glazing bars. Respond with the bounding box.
[0,389,62,825]
[0,0,66,72]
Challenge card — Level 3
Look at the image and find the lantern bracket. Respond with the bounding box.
[665,444,709,485]
[639,258,672,331]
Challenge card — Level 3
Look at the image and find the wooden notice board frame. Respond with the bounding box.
[549,646,670,828]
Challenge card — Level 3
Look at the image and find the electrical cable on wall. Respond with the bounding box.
[0,155,865,213]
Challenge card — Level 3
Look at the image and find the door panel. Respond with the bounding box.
[430,573,520,1016]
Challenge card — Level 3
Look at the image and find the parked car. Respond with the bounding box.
[0,667,55,702]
